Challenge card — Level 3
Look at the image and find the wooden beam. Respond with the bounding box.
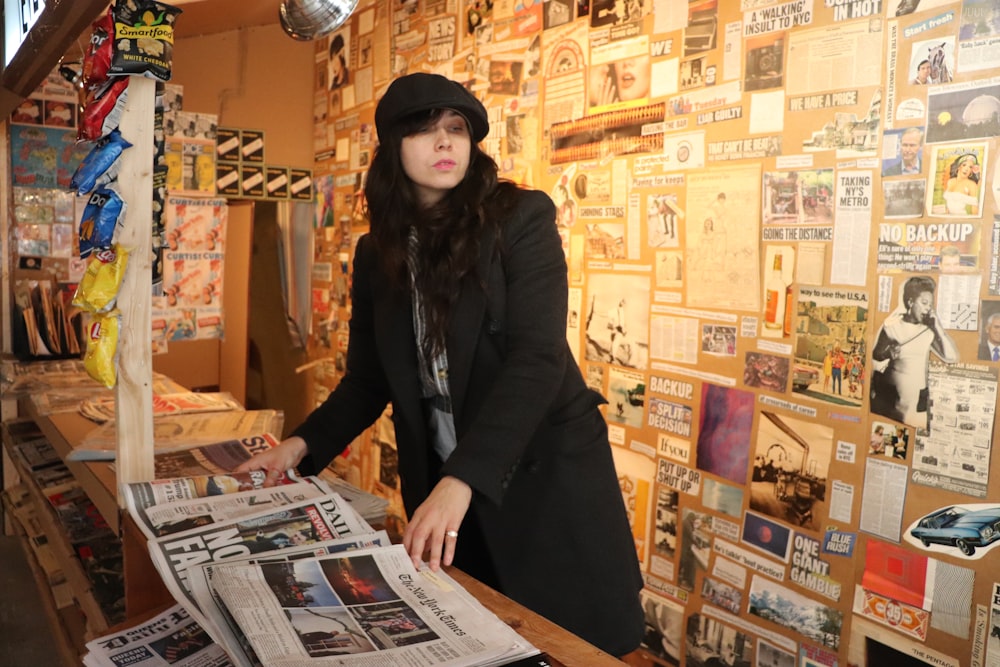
[114,76,157,494]
[0,1,108,116]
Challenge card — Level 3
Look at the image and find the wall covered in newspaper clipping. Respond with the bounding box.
[304,1,1000,665]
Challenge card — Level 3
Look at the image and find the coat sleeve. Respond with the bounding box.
[441,189,572,505]
[291,234,392,474]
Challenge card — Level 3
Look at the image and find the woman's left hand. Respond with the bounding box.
[402,476,472,571]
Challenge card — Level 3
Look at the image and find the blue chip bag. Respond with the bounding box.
[70,128,133,196]
[79,187,127,259]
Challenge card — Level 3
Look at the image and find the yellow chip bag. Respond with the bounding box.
[84,310,120,389]
[73,245,129,313]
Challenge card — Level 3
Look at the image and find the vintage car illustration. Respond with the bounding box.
[909,506,1000,556]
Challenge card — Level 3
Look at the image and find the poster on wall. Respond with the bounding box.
[162,196,228,341]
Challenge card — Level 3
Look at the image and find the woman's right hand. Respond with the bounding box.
[233,436,308,486]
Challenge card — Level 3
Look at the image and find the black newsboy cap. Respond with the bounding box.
[375,73,489,143]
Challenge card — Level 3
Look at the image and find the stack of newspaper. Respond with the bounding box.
[83,471,540,667]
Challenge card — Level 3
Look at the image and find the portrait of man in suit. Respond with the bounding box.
[883,127,924,176]
[978,311,1000,362]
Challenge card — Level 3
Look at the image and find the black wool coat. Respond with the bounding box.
[294,187,643,656]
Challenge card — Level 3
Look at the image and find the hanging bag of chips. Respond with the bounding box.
[108,0,183,82]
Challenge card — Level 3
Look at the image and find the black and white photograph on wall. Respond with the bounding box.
[870,276,959,430]
[743,33,784,92]
[680,56,707,90]
[677,508,712,591]
[684,612,752,667]
[647,193,681,248]
[757,640,795,667]
[683,0,718,56]
[584,221,626,259]
[607,366,646,428]
[701,324,736,357]
[487,59,523,96]
[639,590,683,666]
[327,30,350,92]
[505,114,525,154]
[543,0,574,29]
[584,363,605,393]
[584,272,651,368]
[882,180,925,218]
[552,168,578,228]
[590,0,646,28]
[652,487,679,563]
[749,411,832,531]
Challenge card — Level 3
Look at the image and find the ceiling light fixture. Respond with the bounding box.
[279,0,359,41]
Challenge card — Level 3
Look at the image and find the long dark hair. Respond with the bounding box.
[364,108,517,356]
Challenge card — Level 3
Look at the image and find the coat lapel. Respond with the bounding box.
[372,272,424,441]
[446,230,497,422]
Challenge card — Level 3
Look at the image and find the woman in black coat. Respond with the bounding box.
[237,73,643,656]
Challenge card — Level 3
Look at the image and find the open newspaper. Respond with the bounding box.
[123,476,334,541]
[83,603,235,667]
[198,544,540,667]
[188,532,395,667]
[147,492,374,620]
[68,410,285,461]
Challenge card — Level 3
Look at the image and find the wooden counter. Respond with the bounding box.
[26,409,626,665]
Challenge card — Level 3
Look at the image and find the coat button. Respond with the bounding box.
[487,318,501,334]
[526,461,540,473]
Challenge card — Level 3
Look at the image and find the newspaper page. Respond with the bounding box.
[316,471,391,525]
[189,532,394,667]
[126,478,334,541]
[83,602,234,667]
[79,391,245,423]
[150,434,282,478]
[784,19,883,96]
[148,494,373,617]
[987,582,1000,667]
[911,362,998,498]
[70,410,285,461]
[204,544,539,667]
[122,468,304,509]
[859,457,908,541]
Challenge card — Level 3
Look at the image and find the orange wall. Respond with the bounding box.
[172,24,314,167]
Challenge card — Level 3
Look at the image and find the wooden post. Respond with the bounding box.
[114,76,157,496]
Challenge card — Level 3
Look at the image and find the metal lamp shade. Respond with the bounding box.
[279,0,359,40]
